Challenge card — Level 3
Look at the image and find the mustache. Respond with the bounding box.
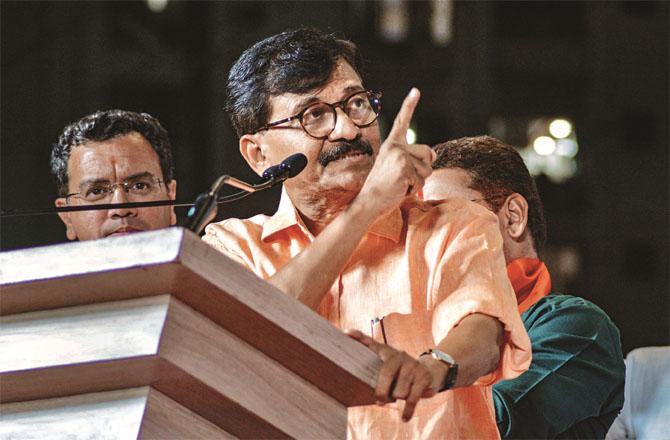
[317,137,374,167]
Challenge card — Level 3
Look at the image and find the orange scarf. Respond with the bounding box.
[506,257,552,314]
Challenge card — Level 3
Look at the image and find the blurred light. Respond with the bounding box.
[557,246,581,280]
[430,0,454,46]
[533,136,556,156]
[146,0,168,13]
[519,147,544,176]
[380,0,409,43]
[545,154,578,183]
[504,116,580,184]
[556,138,579,158]
[406,128,417,144]
[549,119,572,139]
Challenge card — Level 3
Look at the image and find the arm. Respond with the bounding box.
[493,297,625,439]
[420,313,503,388]
[347,313,503,422]
[267,195,381,310]
[268,88,435,310]
[348,204,530,422]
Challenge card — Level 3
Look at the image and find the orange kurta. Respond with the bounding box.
[204,190,531,439]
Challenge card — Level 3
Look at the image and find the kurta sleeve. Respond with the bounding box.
[427,202,532,385]
[202,220,258,272]
[493,295,625,439]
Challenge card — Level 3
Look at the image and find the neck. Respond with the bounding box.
[290,188,358,235]
[505,247,538,265]
[503,233,538,264]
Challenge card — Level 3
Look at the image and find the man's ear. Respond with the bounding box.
[55,198,77,241]
[500,193,529,241]
[239,134,270,177]
[167,180,178,225]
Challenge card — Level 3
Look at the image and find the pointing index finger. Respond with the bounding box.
[388,88,421,142]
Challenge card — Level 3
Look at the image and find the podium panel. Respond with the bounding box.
[0,228,381,438]
[0,387,233,439]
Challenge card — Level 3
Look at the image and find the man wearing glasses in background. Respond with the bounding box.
[204,28,531,438]
[51,109,177,241]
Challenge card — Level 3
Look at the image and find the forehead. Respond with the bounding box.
[423,167,481,201]
[267,59,364,119]
[68,132,162,182]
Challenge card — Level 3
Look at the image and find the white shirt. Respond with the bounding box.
[606,346,670,439]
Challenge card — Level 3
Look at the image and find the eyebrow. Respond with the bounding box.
[78,172,156,189]
[290,85,366,115]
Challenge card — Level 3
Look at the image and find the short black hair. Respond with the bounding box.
[433,136,547,251]
[51,110,175,196]
[225,27,364,137]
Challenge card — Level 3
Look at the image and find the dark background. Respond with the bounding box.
[2,1,668,354]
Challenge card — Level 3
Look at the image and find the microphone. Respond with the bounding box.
[185,153,307,234]
[263,153,309,181]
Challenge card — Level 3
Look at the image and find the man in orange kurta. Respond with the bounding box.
[204,28,531,439]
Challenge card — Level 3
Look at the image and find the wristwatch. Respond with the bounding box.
[420,349,459,392]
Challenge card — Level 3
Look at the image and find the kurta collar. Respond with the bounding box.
[261,187,312,242]
[261,187,403,244]
[368,205,403,243]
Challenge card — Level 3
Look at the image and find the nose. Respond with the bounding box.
[327,107,359,142]
[107,186,137,218]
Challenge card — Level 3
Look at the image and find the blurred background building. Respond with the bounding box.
[2,1,668,354]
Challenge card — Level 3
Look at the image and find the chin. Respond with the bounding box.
[325,162,372,186]
[326,176,367,195]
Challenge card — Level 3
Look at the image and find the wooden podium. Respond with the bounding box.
[0,228,381,439]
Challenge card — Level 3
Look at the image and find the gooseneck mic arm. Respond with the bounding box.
[184,153,308,234]
[184,175,229,235]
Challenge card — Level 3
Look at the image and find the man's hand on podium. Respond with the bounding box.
[346,330,443,422]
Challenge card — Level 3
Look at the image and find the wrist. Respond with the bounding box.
[419,349,459,392]
[419,356,450,393]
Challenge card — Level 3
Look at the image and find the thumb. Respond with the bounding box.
[345,329,382,352]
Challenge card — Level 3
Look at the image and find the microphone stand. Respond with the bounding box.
[185,152,306,233]
[184,175,278,235]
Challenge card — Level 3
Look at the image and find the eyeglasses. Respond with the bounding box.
[65,177,165,204]
[255,90,382,139]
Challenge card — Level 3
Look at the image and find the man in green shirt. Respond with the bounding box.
[423,135,625,439]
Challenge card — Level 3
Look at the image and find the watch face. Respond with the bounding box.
[430,349,455,366]
[425,349,458,391]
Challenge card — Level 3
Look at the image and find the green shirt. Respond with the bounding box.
[493,295,625,439]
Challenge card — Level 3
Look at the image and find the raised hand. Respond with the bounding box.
[356,88,436,217]
[346,329,437,422]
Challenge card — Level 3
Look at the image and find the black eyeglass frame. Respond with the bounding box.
[64,178,166,203]
[254,90,383,140]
